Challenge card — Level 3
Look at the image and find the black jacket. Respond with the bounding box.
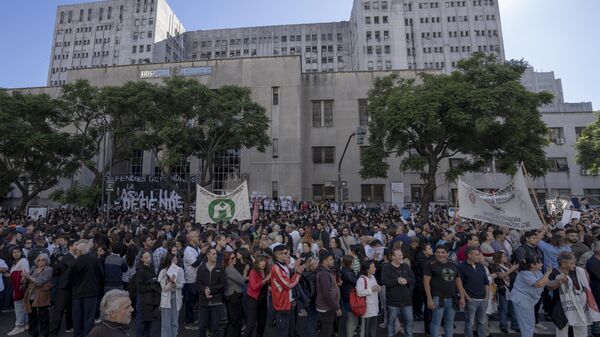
[381,262,415,307]
[86,320,129,337]
[134,264,159,321]
[54,253,76,290]
[67,253,104,299]
[196,262,226,306]
[513,243,544,267]
[340,267,358,303]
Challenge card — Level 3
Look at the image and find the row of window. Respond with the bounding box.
[132,45,152,53]
[305,56,345,64]
[366,45,392,55]
[365,30,390,42]
[404,0,495,11]
[367,60,393,70]
[364,16,389,25]
[193,33,343,49]
[363,1,389,11]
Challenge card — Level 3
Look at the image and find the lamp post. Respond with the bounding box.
[337,126,367,203]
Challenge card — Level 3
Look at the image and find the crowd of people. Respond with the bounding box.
[0,199,599,337]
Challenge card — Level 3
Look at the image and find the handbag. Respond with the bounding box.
[349,276,368,317]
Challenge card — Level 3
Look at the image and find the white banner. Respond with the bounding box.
[195,181,251,224]
[458,166,543,230]
[391,182,404,208]
[545,197,572,214]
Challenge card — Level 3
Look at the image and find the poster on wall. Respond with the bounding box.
[391,182,404,208]
[27,206,48,219]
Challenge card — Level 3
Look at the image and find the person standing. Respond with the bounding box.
[356,260,381,337]
[381,247,415,337]
[196,247,227,337]
[244,256,270,337]
[86,290,133,337]
[158,252,184,337]
[268,245,304,337]
[509,257,552,337]
[224,251,249,337]
[182,229,204,330]
[134,251,158,337]
[7,247,29,336]
[458,247,489,337]
[315,251,341,337]
[586,241,600,337]
[489,251,519,333]
[67,240,104,337]
[49,240,77,337]
[340,255,359,337]
[23,254,53,337]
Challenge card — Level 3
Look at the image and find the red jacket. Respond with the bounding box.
[270,262,300,311]
[247,269,266,300]
[10,270,25,301]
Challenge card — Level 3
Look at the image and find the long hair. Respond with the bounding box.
[125,244,139,267]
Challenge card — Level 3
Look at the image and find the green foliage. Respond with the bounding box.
[576,111,600,174]
[0,89,79,210]
[361,53,553,214]
[49,182,102,209]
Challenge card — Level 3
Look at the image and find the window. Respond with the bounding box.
[547,157,569,172]
[312,100,334,127]
[87,8,92,21]
[272,139,279,158]
[548,127,565,144]
[272,87,279,105]
[361,184,385,202]
[449,158,464,169]
[383,16,388,23]
[312,147,335,164]
[575,127,586,139]
[358,99,369,126]
[132,46,137,53]
[313,184,335,201]
[584,189,600,202]
[130,150,144,176]
[365,16,371,24]
[272,181,279,199]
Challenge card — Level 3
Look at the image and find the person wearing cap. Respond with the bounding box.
[268,244,304,337]
[315,250,341,337]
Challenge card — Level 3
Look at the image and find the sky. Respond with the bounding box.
[0,0,598,110]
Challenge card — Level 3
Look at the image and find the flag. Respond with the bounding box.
[252,197,259,225]
[545,197,571,214]
[457,166,543,230]
[195,181,251,224]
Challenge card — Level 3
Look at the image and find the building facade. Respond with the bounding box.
[48,0,506,85]
[9,56,599,208]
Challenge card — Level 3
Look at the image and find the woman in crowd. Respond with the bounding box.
[122,244,138,291]
[224,251,248,337]
[134,251,157,337]
[158,252,184,337]
[298,256,319,337]
[509,257,552,337]
[490,251,519,333]
[244,255,270,337]
[355,260,381,337]
[23,253,53,337]
[7,247,30,336]
[340,255,359,337]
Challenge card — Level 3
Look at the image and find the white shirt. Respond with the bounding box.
[356,275,380,317]
[0,259,8,292]
[183,245,200,284]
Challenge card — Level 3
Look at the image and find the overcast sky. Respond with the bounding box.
[0,0,597,110]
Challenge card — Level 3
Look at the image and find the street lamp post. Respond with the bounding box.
[337,126,368,203]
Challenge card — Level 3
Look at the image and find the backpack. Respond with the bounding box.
[349,276,368,317]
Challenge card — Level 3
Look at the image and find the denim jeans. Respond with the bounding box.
[497,293,519,331]
[13,299,27,327]
[135,295,152,337]
[430,297,456,337]
[72,296,97,337]
[342,301,358,337]
[464,298,487,337]
[198,304,223,337]
[183,283,198,324]
[160,293,179,337]
[387,305,413,337]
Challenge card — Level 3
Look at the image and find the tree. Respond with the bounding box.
[0,90,79,211]
[142,77,270,210]
[360,53,553,218]
[576,111,600,174]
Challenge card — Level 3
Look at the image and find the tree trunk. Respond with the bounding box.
[419,162,438,220]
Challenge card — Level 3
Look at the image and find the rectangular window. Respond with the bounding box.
[547,157,569,172]
[361,184,385,202]
[130,149,144,176]
[312,100,334,127]
[449,158,465,169]
[549,127,565,144]
[272,87,279,105]
[272,181,279,199]
[132,46,137,53]
[575,127,586,139]
[87,8,92,21]
[584,189,600,202]
[312,184,336,201]
[312,147,335,164]
[272,139,279,158]
[358,99,369,126]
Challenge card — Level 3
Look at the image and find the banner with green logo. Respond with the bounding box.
[195,181,251,224]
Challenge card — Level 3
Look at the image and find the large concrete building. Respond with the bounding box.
[48,0,505,82]
[3,0,596,209]
[7,56,599,209]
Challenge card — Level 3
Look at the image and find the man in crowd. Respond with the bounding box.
[316,251,340,337]
[382,247,415,337]
[49,239,77,337]
[459,247,489,337]
[269,244,304,337]
[86,290,133,337]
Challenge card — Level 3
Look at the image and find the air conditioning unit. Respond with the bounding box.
[555,138,565,145]
[483,167,492,173]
